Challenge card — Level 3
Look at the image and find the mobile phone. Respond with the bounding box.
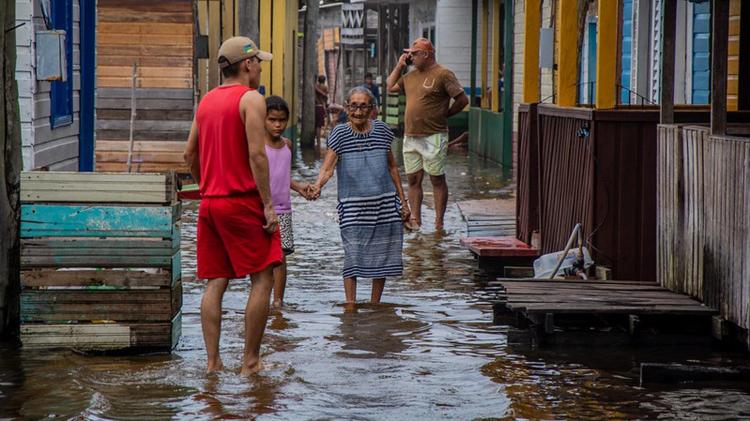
[405,55,413,66]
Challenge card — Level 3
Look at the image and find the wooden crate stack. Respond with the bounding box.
[19,171,182,351]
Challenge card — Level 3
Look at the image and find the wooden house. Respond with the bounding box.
[197,0,299,136]
[15,0,96,171]
[94,0,194,174]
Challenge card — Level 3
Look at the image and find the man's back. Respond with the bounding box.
[196,84,257,197]
[401,64,464,136]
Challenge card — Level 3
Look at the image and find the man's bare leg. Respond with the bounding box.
[430,174,448,231]
[241,265,274,376]
[371,278,385,303]
[272,257,287,308]
[407,170,424,228]
[201,278,229,373]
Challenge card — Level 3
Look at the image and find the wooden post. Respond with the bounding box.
[595,0,619,109]
[470,0,478,106]
[711,0,730,136]
[491,0,502,112]
[300,0,319,146]
[557,0,578,106]
[127,63,137,173]
[1,0,21,336]
[238,0,259,41]
[259,0,272,92]
[523,0,541,103]
[660,0,676,123]
[502,0,514,168]
[481,0,489,108]
[739,0,750,111]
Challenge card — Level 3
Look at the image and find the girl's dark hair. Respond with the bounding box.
[265,95,289,118]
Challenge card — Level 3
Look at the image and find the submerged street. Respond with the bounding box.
[2,147,750,419]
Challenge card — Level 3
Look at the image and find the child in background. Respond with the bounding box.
[264,96,311,307]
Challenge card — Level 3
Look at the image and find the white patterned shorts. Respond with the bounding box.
[279,212,294,255]
[403,132,449,176]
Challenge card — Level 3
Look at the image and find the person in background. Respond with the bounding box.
[386,38,469,232]
[362,72,381,119]
[264,95,314,308]
[315,75,329,145]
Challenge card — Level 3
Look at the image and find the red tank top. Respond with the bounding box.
[196,85,258,197]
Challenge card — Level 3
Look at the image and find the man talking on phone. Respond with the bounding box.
[386,38,468,232]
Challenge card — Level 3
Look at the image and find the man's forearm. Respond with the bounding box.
[447,95,469,117]
[249,155,273,207]
[386,64,405,91]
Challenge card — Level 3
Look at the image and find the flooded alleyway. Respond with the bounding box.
[2,148,750,419]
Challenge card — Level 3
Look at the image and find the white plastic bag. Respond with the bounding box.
[533,247,594,279]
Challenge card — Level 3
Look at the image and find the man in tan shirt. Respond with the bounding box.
[386,38,468,231]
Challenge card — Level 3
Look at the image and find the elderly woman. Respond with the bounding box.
[312,87,410,304]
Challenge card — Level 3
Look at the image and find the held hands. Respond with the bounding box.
[299,183,321,201]
[400,198,411,222]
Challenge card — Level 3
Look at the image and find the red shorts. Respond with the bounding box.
[197,194,282,279]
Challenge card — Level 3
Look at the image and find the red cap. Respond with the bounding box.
[403,38,435,54]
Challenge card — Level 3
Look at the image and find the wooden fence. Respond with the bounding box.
[658,125,750,340]
[19,172,182,351]
[516,105,714,281]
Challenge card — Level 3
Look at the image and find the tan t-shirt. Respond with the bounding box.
[398,64,464,136]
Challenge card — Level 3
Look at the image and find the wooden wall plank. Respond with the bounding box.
[21,205,175,238]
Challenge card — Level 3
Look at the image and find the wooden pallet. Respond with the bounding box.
[491,279,717,348]
[19,171,182,352]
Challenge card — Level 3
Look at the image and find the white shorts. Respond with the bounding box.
[402,132,448,176]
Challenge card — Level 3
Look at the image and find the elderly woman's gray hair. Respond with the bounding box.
[346,86,376,105]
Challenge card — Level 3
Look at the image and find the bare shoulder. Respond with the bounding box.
[283,137,292,149]
[240,89,266,109]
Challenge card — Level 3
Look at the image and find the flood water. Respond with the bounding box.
[2,145,750,420]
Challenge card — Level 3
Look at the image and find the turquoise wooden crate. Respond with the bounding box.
[19,171,182,352]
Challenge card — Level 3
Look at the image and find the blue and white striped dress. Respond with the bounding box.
[327,120,403,279]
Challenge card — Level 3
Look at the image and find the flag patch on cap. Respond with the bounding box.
[243,44,254,53]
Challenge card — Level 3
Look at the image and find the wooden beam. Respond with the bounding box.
[259,0,272,92]
[491,0,502,112]
[556,0,578,106]
[523,0,541,103]
[660,0,676,123]
[739,0,750,110]
[481,0,489,108]
[470,0,478,105]
[595,0,619,109]
[300,0,319,146]
[711,0,730,135]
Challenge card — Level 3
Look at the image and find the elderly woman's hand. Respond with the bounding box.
[400,199,411,222]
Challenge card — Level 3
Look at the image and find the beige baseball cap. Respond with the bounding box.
[218,37,272,68]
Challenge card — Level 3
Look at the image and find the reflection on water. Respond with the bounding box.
[1,146,750,419]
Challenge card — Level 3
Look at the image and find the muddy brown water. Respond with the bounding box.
[2,146,750,420]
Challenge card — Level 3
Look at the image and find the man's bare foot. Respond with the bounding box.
[206,360,224,374]
[240,358,263,376]
[343,302,357,313]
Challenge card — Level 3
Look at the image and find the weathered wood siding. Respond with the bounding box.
[658,125,750,337]
[95,0,193,174]
[656,125,708,298]
[15,0,81,171]
[515,103,538,245]
[703,134,750,333]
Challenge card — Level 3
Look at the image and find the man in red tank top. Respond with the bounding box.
[184,37,281,376]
